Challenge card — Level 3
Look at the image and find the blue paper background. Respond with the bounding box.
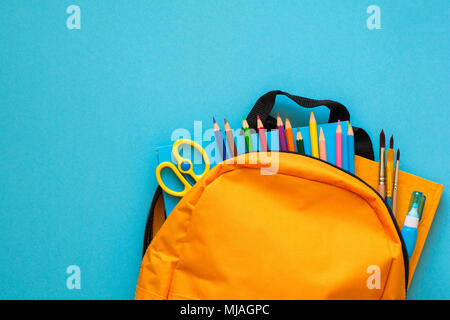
[0,1,448,299]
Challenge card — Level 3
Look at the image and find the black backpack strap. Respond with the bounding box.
[353,126,374,160]
[247,90,350,130]
[143,186,166,257]
[246,90,374,160]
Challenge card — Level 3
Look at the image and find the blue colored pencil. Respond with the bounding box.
[213,117,227,161]
[348,124,355,174]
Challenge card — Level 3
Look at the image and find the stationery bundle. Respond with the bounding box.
[137,90,443,300]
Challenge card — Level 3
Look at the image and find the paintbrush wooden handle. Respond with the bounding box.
[392,190,398,218]
[378,184,386,199]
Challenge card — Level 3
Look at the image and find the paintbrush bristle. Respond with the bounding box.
[380,129,385,148]
[390,135,394,149]
[397,149,400,161]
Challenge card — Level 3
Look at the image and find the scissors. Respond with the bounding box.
[155,139,210,197]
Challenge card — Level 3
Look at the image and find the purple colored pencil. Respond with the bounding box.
[277,113,287,151]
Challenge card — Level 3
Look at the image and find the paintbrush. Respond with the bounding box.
[377,129,386,199]
[392,149,400,218]
[386,135,395,208]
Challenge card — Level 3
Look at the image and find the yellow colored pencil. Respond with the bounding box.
[309,112,319,158]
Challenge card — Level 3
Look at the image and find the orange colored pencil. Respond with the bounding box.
[285,118,296,152]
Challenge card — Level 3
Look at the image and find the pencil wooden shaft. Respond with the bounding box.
[335,131,342,168]
[319,131,327,161]
[278,126,287,151]
[214,130,227,161]
[286,127,295,152]
[258,128,268,151]
[225,130,237,157]
[310,121,319,158]
[347,131,355,174]
[296,139,305,155]
[243,128,253,152]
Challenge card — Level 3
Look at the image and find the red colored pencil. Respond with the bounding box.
[257,115,268,151]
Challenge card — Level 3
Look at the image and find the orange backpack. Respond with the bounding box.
[136,92,408,300]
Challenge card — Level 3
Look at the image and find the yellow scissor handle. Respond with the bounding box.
[155,161,192,197]
[172,139,210,182]
[155,139,210,197]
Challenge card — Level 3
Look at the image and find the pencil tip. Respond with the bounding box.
[212,117,216,123]
[390,135,394,149]
[257,114,260,120]
[348,124,354,135]
[310,112,316,122]
[277,114,283,126]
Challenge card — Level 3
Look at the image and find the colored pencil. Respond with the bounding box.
[335,120,343,168]
[285,118,296,152]
[277,113,287,152]
[347,124,355,174]
[242,117,253,152]
[319,127,327,161]
[296,130,305,155]
[386,135,395,208]
[213,117,227,161]
[257,115,268,151]
[378,129,386,199]
[392,149,400,218]
[309,112,319,158]
[224,119,237,158]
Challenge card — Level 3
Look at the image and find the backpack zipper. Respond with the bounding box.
[249,150,410,293]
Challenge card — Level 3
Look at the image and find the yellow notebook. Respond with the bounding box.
[355,155,444,286]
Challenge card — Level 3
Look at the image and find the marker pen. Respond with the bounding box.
[401,191,422,259]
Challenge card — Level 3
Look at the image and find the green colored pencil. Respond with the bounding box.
[242,117,253,152]
[296,130,305,155]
